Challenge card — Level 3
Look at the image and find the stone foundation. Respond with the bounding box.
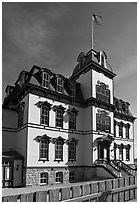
[26,167,69,186]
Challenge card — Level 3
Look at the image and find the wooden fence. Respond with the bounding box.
[2,175,137,202]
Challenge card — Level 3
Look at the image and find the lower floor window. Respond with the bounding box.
[40,172,48,185]
[55,172,63,183]
[69,171,75,182]
[126,148,130,161]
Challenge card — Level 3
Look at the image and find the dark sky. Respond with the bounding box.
[2,2,137,155]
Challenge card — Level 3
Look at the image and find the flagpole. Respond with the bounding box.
[91,13,94,50]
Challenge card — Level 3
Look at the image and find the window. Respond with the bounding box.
[96,83,110,103]
[40,106,49,126]
[114,121,116,137]
[69,141,76,161]
[119,123,123,137]
[119,147,123,161]
[57,78,63,93]
[69,112,76,130]
[56,109,63,128]
[70,83,76,98]
[40,172,48,185]
[40,138,49,160]
[125,124,130,139]
[126,148,130,161]
[55,172,63,183]
[69,171,75,182]
[18,105,24,128]
[42,72,49,88]
[96,112,111,133]
[55,140,63,161]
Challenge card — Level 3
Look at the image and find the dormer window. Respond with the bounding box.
[70,83,76,98]
[56,78,63,93]
[99,51,107,68]
[42,72,50,88]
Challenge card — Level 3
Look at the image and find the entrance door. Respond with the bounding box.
[2,161,13,188]
[98,141,110,161]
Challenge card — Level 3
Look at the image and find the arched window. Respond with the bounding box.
[40,172,48,185]
[125,124,130,139]
[69,112,76,130]
[68,141,76,161]
[40,106,49,126]
[39,138,49,161]
[70,83,76,98]
[96,82,110,103]
[55,140,63,161]
[96,111,111,133]
[56,109,63,128]
[42,72,50,88]
[119,122,123,137]
[56,78,63,93]
[55,172,63,183]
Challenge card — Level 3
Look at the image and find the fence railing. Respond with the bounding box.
[2,175,137,202]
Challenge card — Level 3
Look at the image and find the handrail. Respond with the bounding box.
[111,160,137,176]
[94,160,121,178]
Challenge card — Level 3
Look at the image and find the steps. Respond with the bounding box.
[94,160,137,178]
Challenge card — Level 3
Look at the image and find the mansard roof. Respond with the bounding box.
[70,49,116,80]
[3,65,84,108]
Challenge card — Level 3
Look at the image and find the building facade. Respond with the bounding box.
[2,49,136,188]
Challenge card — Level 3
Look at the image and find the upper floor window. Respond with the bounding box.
[39,138,49,161]
[70,83,76,98]
[68,141,76,161]
[96,111,111,133]
[42,72,50,88]
[55,172,63,183]
[55,140,63,161]
[40,106,49,126]
[99,51,107,68]
[56,109,63,128]
[119,122,123,137]
[69,112,76,130]
[40,172,48,185]
[56,78,63,93]
[96,82,110,103]
[125,124,130,139]
[18,104,24,128]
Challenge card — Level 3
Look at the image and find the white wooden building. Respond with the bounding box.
[2,49,136,187]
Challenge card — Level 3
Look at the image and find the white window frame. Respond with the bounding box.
[70,83,76,98]
[55,172,63,183]
[69,112,76,130]
[57,78,63,93]
[56,109,63,128]
[39,172,48,185]
[68,141,76,161]
[42,72,49,88]
[39,138,49,160]
[40,106,49,126]
[55,140,63,161]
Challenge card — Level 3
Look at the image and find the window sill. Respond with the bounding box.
[54,159,63,163]
[38,159,49,163]
[39,183,48,186]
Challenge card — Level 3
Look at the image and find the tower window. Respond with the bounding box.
[96,82,110,103]
[42,72,50,88]
[96,112,111,133]
[125,124,130,139]
[57,78,63,93]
